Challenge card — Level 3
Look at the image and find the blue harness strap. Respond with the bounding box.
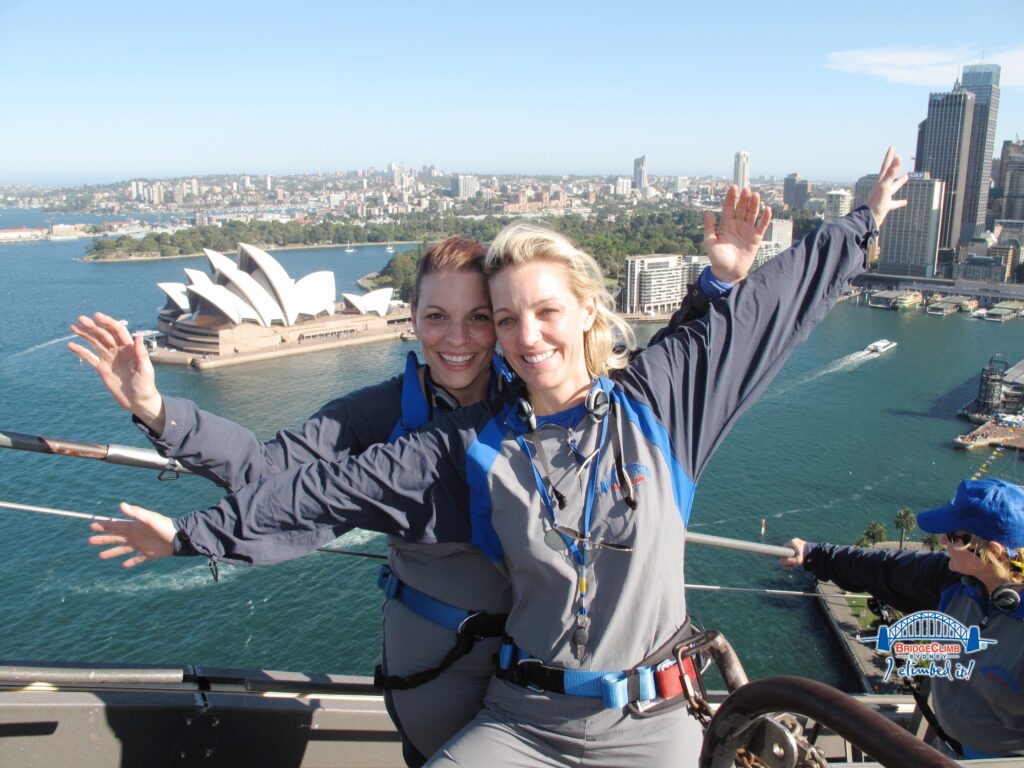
[497,640,658,709]
[377,564,472,632]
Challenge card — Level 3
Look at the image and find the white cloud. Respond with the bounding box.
[825,46,1024,88]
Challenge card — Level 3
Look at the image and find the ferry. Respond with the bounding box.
[866,339,898,354]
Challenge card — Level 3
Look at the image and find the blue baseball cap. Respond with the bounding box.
[917,478,1024,549]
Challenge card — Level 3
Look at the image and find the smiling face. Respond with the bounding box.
[411,270,496,406]
[489,260,596,416]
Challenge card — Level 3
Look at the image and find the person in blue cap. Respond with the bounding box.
[780,477,1024,759]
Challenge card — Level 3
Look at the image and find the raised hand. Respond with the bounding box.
[866,146,909,229]
[88,502,177,568]
[703,186,772,283]
[68,312,166,432]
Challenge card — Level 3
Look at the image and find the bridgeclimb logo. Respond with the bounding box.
[598,463,650,496]
[860,610,996,683]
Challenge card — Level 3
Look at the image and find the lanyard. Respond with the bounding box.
[516,397,611,659]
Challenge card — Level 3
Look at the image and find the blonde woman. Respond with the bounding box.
[781,477,1024,760]
[90,148,907,765]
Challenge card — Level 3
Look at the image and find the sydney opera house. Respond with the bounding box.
[152,243,407,366]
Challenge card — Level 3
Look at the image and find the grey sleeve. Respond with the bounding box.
[173,412,477,565]
[620,207,876,481]
[803,542,959,614]
[142,377,402,492]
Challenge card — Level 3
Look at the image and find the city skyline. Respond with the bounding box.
[2,0,1023,186]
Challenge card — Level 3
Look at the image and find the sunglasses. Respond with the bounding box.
[946,531,974,547]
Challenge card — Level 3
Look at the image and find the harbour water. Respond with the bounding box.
[2,213,1024,691]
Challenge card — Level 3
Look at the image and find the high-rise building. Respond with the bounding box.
[1004,158,1024,221]
[853,175,879,210]
[915,85,975,250]
[825,190,852,220]
[783,173,801,208]
[960,64,1001,242]
[997,139,1024,220]
[452,175,480,200]
[633,155,648,191]
[614,177,633,196]
[734,151,749,190]
[622,254,684,315]
[877,173,945,278]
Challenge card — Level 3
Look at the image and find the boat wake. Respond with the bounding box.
[10,334,76,359]
[75,564,231,594]
[771,350,876,396]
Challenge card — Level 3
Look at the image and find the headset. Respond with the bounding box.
[517,382,610,432]
[991,583,1022,612]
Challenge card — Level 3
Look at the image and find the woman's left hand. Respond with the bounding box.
[703,186,772,283]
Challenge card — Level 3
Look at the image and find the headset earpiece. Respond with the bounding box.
[432,388,459,412]
[991,584,1021,612]
[584,387,610,423]
[517,398,537,431]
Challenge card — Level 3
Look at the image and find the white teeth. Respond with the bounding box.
[439,353,473,364]
[524,350,555,364]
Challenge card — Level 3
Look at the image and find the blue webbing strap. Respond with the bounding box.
[497,639,656,709]
[376,564,470,632]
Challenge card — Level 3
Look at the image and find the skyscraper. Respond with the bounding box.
[960,64,1001,242]
[998,139,1024,220]
[853,175,879,210]
[877,173,945,278]
[633,155,648,191]
[915,85,975,251]
[783,173,803,208]
[734,151,749,190]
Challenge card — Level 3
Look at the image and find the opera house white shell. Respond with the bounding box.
[157,243,336,328]
[341,287,394,317]
[152,243,409,363]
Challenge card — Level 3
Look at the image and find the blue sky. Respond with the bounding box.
[1,0,1022,185]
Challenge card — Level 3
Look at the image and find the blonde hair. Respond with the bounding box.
[952,532,1024,584]
[484,221,635,377]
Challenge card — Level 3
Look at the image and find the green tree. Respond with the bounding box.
[863,521,887,546]
[922,533,942,552]
[894,507,916,550]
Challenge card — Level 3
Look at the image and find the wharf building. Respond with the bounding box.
[734,151,749,190]
[876,173,945,278]
[962,356,1024,418]
[154,243,405,363]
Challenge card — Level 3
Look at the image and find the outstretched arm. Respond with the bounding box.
[88,503,177,568]
[69,312,166,432]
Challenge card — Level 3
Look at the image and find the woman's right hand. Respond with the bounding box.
[69,312,166,433]
[779,537,807,570]
[88,502,177,567]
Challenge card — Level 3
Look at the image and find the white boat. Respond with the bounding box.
[866,339,897,354]
[385,242,395,253]
[972,308,988,319]
[345,241,354,253]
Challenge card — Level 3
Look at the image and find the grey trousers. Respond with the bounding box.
[426,679,704,768]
